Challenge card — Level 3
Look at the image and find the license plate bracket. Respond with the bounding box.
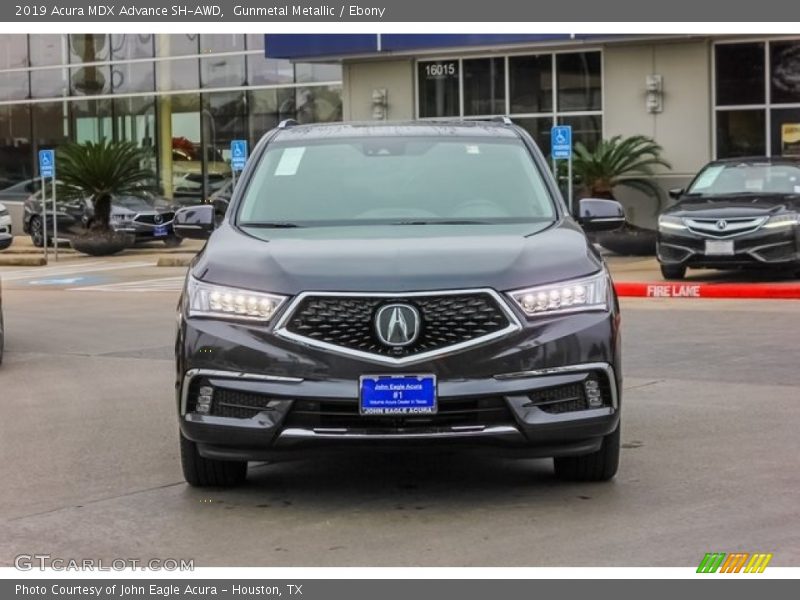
[359,374,437,416]
[704,239,734,255]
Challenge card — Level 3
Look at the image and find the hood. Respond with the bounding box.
[192,221,603,295]
[664,193,800,218]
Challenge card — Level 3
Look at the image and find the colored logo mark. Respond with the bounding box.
[697,552,772,573]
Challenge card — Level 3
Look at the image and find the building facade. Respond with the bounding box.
[268,34,800,226]
[0,34,342,205]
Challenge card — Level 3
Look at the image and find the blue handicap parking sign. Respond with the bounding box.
[551,126,572,160]
[39,149,55,178]
[230,140,248,171]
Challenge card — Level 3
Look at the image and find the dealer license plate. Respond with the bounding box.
[153,224,168,237]
[704,240,734,255]
[359,374,437,416]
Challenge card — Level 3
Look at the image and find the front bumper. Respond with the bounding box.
[658,226,800,268]
[176,305,622,462]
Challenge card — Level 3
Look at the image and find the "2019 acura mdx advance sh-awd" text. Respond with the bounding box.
[173,119,626,486]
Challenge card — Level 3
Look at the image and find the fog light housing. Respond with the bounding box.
[196,385,214,414]
[584,378,603,408]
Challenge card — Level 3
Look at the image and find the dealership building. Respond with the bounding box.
[2,33,800,229]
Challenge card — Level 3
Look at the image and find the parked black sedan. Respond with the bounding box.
[22,189,182,247]
[657,157,800,279]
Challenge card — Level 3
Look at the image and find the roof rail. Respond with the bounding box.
[278,119,299,129]
[491,116,513,126]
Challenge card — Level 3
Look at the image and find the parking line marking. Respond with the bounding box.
[69,276,186,293]
[1,261,155,281]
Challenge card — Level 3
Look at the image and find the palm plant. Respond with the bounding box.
[56,139,155,232]
[572,135,671,201]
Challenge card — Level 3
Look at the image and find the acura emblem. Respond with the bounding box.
[374,304,420,347]
[716,219,728,230]
[153,214,163,225]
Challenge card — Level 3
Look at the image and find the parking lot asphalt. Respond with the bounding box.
[0,258,798,567]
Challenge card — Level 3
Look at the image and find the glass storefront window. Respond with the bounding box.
[0,35,29,69]
[71,98,113,144]
[295,63,343,84]
[558,114,602,151]
[770,107,800,157]
[201,54,246,88]
[70,65,111,96]
[29,34,67,66]
[0,72,30,102]
[770,41,800,105]
[156,57,199,92]
[463,57,505,116]
[248,88,295,145]
[156,34,198,57]
[69,34,110,63]
[556,52,601,112]
[509,55,553,114]
[246,35,265,51]
[246,54,294,86]
[200,34,244,54]
[114,96,156,166]
[418,60,460,118]
[715,43,765,106]
[0,104,33,186]
[294,85,343,124]
[32,102,69,155]
[716,110,766,158]
[513,116,553,152]
[31,67,69,99]
[111,62,155,94]
[165,93,202,199]
[110,34,154,60]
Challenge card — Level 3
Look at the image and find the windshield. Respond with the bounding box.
[237,136,556,226]
[687,162,800,196]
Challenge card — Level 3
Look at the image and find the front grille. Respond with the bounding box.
[134,212,174,226]
[685,217,766,238]
[283,293,511,358]
[285,396,514,431]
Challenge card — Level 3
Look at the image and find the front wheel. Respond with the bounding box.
[553,424,620,482]
[660,264,687,280]
[29,216,45,248]
[179,432,247,487]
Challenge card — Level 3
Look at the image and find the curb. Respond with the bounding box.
[157,256,194,267]
[0,255,48,267]
[614,281,800,300]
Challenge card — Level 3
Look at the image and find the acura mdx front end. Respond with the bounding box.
[173,120,626,486]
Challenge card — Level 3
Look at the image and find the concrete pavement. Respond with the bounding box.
[0,260,798,567]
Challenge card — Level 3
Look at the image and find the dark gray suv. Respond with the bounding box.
[173,120,625,486]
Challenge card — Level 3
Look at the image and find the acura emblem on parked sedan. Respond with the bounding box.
[716,219,728,230]
[153,214,163,225]
[374,304,420,347]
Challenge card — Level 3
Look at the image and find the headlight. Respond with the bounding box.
[658,215,687,230]
[187,276,287,322]
[509,272,609,317]
[763,213,799,229]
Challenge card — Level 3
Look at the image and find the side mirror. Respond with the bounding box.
[0,232,12,251]
[174,205,215,240]
[577,198,626,232]
[668,188,684,200]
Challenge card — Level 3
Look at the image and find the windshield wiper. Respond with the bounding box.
[240,221,302,228]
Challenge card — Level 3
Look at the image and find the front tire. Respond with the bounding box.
[179,432,247,487]
[553,424,620,482]
[29,216,45,248]
[660,264,687,280]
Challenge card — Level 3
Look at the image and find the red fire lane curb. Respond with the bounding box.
[614,281,800,299]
